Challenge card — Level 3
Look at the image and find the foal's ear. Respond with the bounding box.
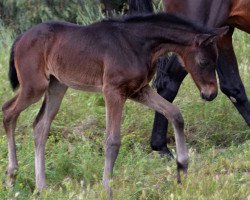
[195,26,230,46]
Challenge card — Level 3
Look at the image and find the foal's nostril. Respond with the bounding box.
[209,91,218,100]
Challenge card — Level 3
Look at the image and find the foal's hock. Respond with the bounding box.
[2,13,228,199]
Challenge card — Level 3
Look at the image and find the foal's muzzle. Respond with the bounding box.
[200,90,218,101]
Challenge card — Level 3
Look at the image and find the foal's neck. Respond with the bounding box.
[117,21,198,59]
[123,22,195,58]
[123,14,206,43]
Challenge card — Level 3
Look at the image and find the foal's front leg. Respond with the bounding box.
[103,87,125,199]
[130,85,188,182]
[152,55,187,156]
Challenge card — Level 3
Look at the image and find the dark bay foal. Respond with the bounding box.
[2,13,228,199]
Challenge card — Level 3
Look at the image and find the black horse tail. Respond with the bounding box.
[153,54,186,89]
[128,0,154,14]
[9,35,22,91]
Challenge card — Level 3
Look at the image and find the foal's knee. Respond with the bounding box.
[169,106,184,130]
[106,139,121,149]
[105,135,121,152]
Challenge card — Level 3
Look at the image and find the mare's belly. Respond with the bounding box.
[230,0,250,33]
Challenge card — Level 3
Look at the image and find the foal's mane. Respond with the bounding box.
[104,12,211,34]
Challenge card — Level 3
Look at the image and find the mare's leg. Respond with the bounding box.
[102,86,125,199]
[217,29,250,125]
[2,81,48,186]
[33,77,67,190]
[131,85,188,183]
[151,56,187,156]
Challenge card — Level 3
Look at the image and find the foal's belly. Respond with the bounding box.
[53,73,103,92]
[48,54,104,92]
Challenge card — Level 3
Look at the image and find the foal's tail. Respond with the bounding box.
[128,0,154,14]
[9,35,22,91]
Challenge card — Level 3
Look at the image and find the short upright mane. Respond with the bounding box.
[105,13,211,34]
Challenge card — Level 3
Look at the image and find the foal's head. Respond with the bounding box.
[180,27,229,101]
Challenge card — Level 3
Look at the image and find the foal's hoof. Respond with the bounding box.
[103,178,113,200]
[159,147,174,159]
[33,187,47,196]
[4,175,16,189]
[4,167,18,188]
[177,161,188,184]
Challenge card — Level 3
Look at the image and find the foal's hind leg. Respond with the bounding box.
[2,96,18,186]
[33,77,67,190]
[130,85,188,183]
[2,84,48,186]
[102,86,125,200]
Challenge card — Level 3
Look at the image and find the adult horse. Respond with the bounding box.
[129,0,250,155]
[2,13,228,199]
[101,0,153,15]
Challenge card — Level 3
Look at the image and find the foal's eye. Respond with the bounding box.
[199,59,210,67]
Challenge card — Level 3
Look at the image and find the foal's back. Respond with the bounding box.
[15,20,146,92]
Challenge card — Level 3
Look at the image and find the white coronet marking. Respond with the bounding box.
[230,96,237,103]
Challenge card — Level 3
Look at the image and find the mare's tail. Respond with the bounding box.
[128,0,154,14]
[9,35,22,91]
[153,56,171,89]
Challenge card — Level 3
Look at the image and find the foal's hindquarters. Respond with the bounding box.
[2,34,68,188]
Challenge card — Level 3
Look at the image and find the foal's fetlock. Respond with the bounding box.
[102,179,113,200]
[6,165,18,178]
[32,186,48,199]
[36,179,48,192]
[34,185,47,196]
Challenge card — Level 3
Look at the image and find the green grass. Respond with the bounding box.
[0,14,249,200]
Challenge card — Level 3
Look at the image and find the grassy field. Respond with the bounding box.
[0,13,250,200]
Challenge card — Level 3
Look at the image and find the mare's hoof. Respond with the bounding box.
[159,147,174,159]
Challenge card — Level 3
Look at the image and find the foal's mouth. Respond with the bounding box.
[200,90,218,101]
